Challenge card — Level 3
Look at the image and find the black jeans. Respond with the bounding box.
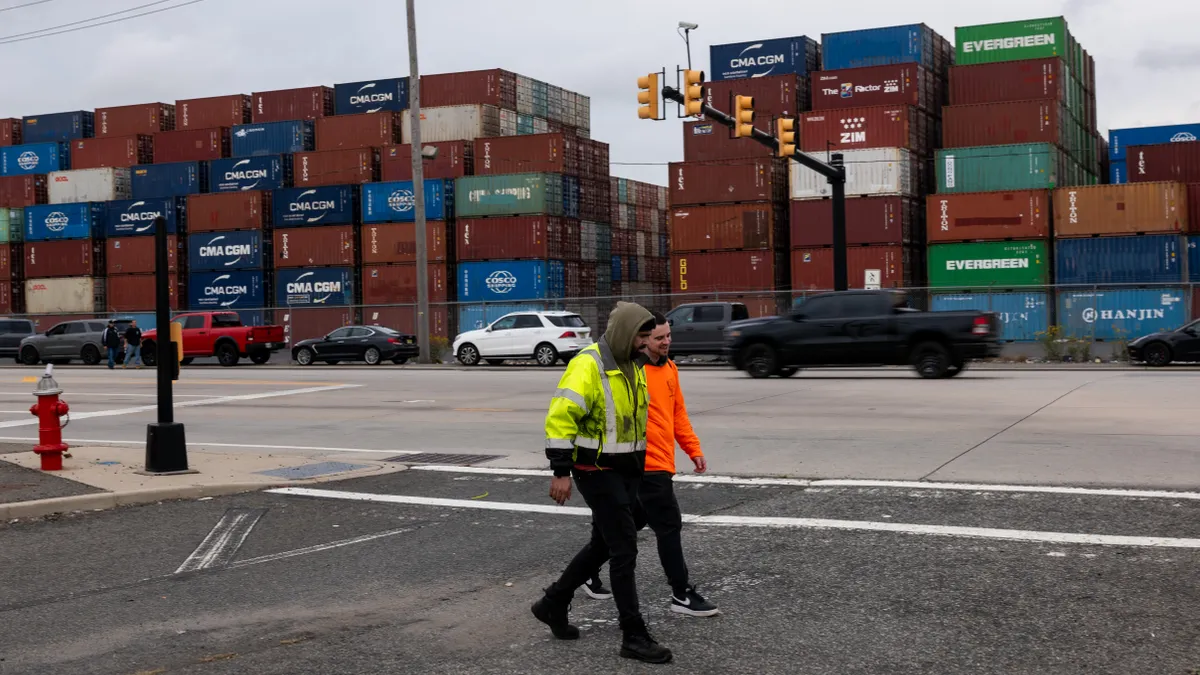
[545,469,645,633]
[632,471,690,596]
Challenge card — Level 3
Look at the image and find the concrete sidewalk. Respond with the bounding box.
[0,445,407,521]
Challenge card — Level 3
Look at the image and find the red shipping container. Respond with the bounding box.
[926,190,1050,243]
[0,175,47,207]
[362,263,451,304]
[293,148,379,187]
[1128,143,1200,183]
[456,216,580,261]
[683,120,774,162]
[790,246,918,291]
[942,100,1067,149]
[812,65,931,112]
[361,221,449,264]
[577,138,611,182]
[703,74,806,122]
[284,306,355,344]
[25,240,104,278]
[380,141,472,181]
[668,158,788,206]
[794,197,922,248]
[70,135,153,169]
[422,69,517,109]
[274,225,356,268]
[949,58,1066,106]
[1189,184,1200,233]
[801,105,930,153]
[315,112,401,151]
[0,119,19,146]
[0,281,21,314]
[153,127,229,163]
[107,236,179,275]
[670,250,788,294]
[107,273,180,311]
[669,203,785,252]
[475,134,578,175]
[95,103,175,137]
[0,244,17,281]
[251,86,334,123]
[187,192,270,233]
[176,95,251,129]
[362,305,452,339]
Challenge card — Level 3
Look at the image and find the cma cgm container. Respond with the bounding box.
[704,74,808,121]
[276,267,355,306]
[189,230,266,271]
[334,77,409,115]
[926,190,1050,243]
[475,134,578,176]
[47,167,131,204]
[942,100,1067,149]
[362,263,452,304]
[458,259,565,302]
[274,225,355,268]
[231,121,314,157]
[188,270,267,310]
[456,216,580,261]
[790,149,915,200]
[422,69,517,109]
[272,185,355,227]
[25,277,105,314]
[949,58,1067,106]
[70,135,152,169]
[683,121,774,162]
[811,65,931,112]
[955,17,1069,66]
[1058,289,1186,340]
[791,246,919,290]
[153,127,230,163]
[106,273,180,311]
[708,36,820,81]
[1053,183,1189,237]
[1055,235,1184,285]
[401,105,502,144]
[209,155,292,192]
[671,250,788,294]
[669,203,787,252]
[21,111,93,144]
[315,112,401,151]
[1109,124,1200,162]
[293,148,380,187]
[362,179,453,223]
[105,197,182,237]
[669,158,788,206]
[131,162,208,199]
[455,173,573,218]
[252,86,334,123]
[930,292,1049,341]
[187,191,270,233]
[107,236,180,274]
[176,95,252,129]
[936,144,1059,193]
[0,175,47,207]
[362,222,449,264]
[0,119,19,146]
[24,203,106,241]
[380,141,472,181]
[0,143,69,176]
[801,105,930,153]
[25,240,104,278]
[821,24,944,70]
[95,103,174,137]
[927,240,1050,288]
[1127,143,1200,183]
[791,196,918,247]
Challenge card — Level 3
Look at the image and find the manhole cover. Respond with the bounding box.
[384,453,504,466]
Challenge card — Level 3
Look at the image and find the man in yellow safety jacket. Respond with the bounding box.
[531,301,672,665]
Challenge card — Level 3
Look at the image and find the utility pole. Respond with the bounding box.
[407,0,430,363]
[145,215,188,474]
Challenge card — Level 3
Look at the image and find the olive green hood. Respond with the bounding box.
[602,301,653,384]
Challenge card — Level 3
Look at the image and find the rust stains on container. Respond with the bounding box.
[670,250,788,294]
[668,204,786,252]
[25,240,104,278]
[252,86,335,123]
[0,176,47,207]
[1128,143,1200,183]
[176,95,252,129]
[381,141,472,181]
[475,134,578,175]
[422,69,517,109]
[456,216,580,261]
[668,158,788,206]
[95,103,175,137]
[361,221,449,264]
[811,65,931,112]
[293,148,380,187]
[274,225,357,268]
[187,191,270,233]
[1053,182,1190,237]
[107,235,179,274]
[791,246,918,291]
[107,273,180,311]
[285,307,355,344]
[949,58,1066,105]
[926,190,1050,243]
[315,112,402,151]
[362,305,452,339]
[791,197,919,247]
[942,99,1066,149]
[70,135,153,169]
[153,127,230,163]
[683,120,775,162]
[362,263,452,304]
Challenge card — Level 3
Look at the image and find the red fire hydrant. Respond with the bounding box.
[29,365,69,471]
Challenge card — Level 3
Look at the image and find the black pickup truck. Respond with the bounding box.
[725,290,1002,379]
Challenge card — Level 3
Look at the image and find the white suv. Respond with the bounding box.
[454,311,592,367]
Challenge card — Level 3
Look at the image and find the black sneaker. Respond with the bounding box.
[620,631,673,664]
[531,597,579,640]
[583,577,613,600]
[670,586,720,617]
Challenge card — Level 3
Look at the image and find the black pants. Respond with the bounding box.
[631,471,690,596]
[545,469,645,633]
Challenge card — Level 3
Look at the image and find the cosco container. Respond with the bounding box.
[0,176,47,207]
[1053,183,1189,237]
[955,17,1069,66]
[0,143,69,176]
[458,259,565,302]
[272,185,355,227]
[708,36,820,81]
[176,95,252,129]
[671,250,788,294]
[791,246,919,291]
[24,240,104,278]
[47,168,131,204]
[454,173,573,218]
[936,144,1059,193]
[943,100,1067,149]
[669,204,786,252]
[821,24,944,70]
[475,134,578,176]
[24,277,105,314]
[1127,143,1200,184]
[70,135,153,169]
[251,86,334,123]
[24,203,106,242]
[456,216,580,261]
[1109,124,1200,162]
[274,225,354,268]
[930,292,1049,341]
[362,263,452,304]
[670,158,788,206]
[276,267,354,306]
[926,190,1050,243]
[1055,235,1184,285]
[811,65,931,112]
[231,121,314,157]
[381,141,472,181]
[362,179,453,223]
[790,149,914,200]
[949,58,1067,106]
[189,230,266,271]
[334,77,409,115]
[422,69,517,109]
[0,119,19,146]
[927,240,1050,288]
[131,162,208,199]
[315,112,401,151]
[362,221,449,264]
[188,270,267,310]
[791,197,918,247]
[401,105,502,144]
[293,148,380,187]
[187,191,270,233]
[106,273,180,311]
[209,155,291,192]
[96,103,174,137]
[457,302,547,332]
[21,112,93,144]
[105,197,182,237]
[1058,289,1186,340]
[153,127,229,163]
[107,236,179,274]
[801,105,930,153]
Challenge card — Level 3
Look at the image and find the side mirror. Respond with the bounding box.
[485,326,493,332]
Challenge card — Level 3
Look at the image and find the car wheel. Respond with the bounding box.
[457,343,480,366]
[295,348,315,366]
[249,350,271,365]
[912,342,951,379]
[142,342,158,367]
[779,367,800,378]
[20,346,39,366]
[946,359,968,378]
[1143,342,1172,367]
[743,344,778,379]
[364,347,382,365]
[486,359,506,366]
[216,343,240,367]
[392,357,409,365]
[534,343,559,367]
[80,344,101,366]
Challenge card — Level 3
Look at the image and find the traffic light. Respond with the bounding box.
[733,95,755,138]
[775,117,797,157]
[682,69,704,116]
[637,73,659,120]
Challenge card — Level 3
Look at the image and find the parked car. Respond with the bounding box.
[142,312,287,367]
[293,325,419,366]
[19,319,110,366]
[725,290,1001,379]
[0,318,36,362]
[1127,320,1200,366]
[453,311,592,366]
[665,302,751,357]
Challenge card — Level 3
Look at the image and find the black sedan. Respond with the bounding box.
[1128,319,1200,366]
[292,325,419,366]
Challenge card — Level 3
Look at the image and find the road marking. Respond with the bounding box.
[454,408,514,412]
[268,487,1200,550]
[0,435,418,455]
[175,508,267,574]
[227,526,418,570]
[0,392,215,398]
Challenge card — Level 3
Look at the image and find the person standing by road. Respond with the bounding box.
[123,320,143,369]
[582,311,720,617]
[532,301,672,664]
[102,321,121,370]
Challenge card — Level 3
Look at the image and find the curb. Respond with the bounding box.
[0,482,282,521]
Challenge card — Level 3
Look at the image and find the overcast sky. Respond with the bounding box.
[1,0,1196,185]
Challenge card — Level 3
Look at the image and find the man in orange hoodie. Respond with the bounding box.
[583,311,719,617]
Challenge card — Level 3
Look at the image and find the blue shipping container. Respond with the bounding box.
[188,271,267,310]
[1110,161,1126,185]
[457,303,548,333]
[21,111,93,144]
[361,180,453,223]
[272,185,356,227]
[231,121,314,157]
[821,24,936,70]
[208,155,292,192]
[0,142,69,176]
[188,230,266,272]
[1108,124,1200,162]
[930,292,1049,342]
[611,256,622,282]
[276,267,355,307]
[24,203,106,241]
[1189,239,1200,282]
[108,313,157,332]
[458,260,565,302]
[709,36,820,81]
[105,198,182,237]
[131,162,208,199]
[334,77,409,115]
[1058,288,1187,340]
[1055,235,1184,285]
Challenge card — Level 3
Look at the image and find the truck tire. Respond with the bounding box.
[141,342,157,367]
[742,344,778,379]
[20,345,39,366]
[216,343,240,367]
[912,342,951,379]
[249,350,271,365]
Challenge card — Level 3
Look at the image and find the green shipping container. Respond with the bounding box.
[0,207,22,243]
[928,240,1051,289]
[936,144,1059,193]
[455,173,566,218]
[956,17,1069,66]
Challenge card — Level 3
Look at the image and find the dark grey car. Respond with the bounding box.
[0,318,35,361]
[19,320,109,366]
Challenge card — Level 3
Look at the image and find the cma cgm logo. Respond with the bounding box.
[840,117,866,144]
[1171,132,1197,142]
[199,235,252,266]
[289,189,337,223]
[388,189,415,213]
[224,159,268,188]
[350,82,394,113]
[44,211,70,232]
[122,201,163,232]
[204,274,248,307]
[287,271,341,304]
[1082,307,1165,323]
[17,151,39,171]
[485,270,518,294]
[728,43,784,76]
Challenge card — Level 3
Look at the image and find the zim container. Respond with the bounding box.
[1058,288,1186,341]
[274,225,356,268]
[791,196,919,247]
[176,94,251,129]
[1052,182,1189,237]
[930,291,1049,341]
[671,250,788,294]
[927,240,1050,288]
[669,203,787,252]
[926,190,1050,243]
[811,64,931,112]
[790,245,919,291]
[361,263,452,304]
[801,105,931,153]
[108,235,180,274]
[361,221,449,264]
[380,141,472,181]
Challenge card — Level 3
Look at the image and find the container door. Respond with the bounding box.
[481,315,518,357]
[510,314,545,357]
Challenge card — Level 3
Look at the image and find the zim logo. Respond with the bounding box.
[484,270,518,294]
[840,83,853,98]
[840,117,866,144]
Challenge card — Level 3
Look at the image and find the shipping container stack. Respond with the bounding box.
[0,118,28,315]
[790,24,952,298]
[608,177,669,328]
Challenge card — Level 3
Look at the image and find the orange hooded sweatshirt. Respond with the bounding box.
[644,356,702,474]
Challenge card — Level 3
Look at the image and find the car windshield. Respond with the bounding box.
[545,315,586,328]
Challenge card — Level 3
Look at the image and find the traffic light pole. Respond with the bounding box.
[661,85,850,291]
[407,0,431,363]
[145,215,188,474]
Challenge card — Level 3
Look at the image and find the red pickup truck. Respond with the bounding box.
[142,312,287,367]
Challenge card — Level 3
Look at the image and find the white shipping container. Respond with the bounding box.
[401,105,502,144]
[47,168,132,205]
[516,75,533,115]
[25,277,105,314]
[789,148,914,200]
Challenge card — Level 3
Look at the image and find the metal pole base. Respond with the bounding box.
[145,422,191,474]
